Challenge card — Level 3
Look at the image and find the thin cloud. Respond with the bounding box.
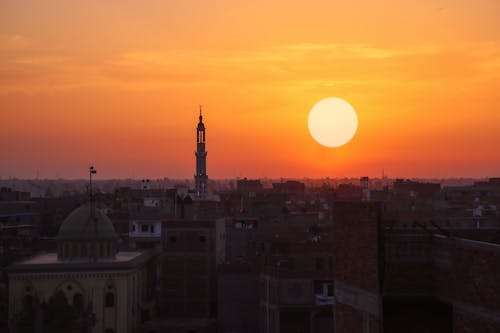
[0,34,30,50]
[0,42,498,94]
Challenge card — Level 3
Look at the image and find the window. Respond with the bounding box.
[150,225,155,233]
[169,236,177,243]
[141,224,148,232]
[132,224,136,232]
[199,235,206,243]
[327,284,333,296]
[316,257,325,271]
[105,292,115,307]
[314,281,333,296]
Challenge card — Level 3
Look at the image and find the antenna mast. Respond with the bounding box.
[89,166,97,261]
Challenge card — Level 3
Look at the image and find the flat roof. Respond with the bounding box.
[7,250,154,274]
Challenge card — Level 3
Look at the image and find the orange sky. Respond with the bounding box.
[1,0,499,179]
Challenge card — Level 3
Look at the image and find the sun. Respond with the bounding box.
[308,97,358,147]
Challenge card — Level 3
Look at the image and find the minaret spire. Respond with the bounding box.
[195,108,208,198]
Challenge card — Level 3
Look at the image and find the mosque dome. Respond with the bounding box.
[56,204,118,260]
[57,204,117,240]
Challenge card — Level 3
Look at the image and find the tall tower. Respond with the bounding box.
[195,107,208,198]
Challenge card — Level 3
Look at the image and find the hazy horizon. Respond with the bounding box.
[1,176,493,182]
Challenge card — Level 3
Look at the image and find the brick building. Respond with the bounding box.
[147,219,225,333]
[218,263,260,333]
[332,200,500,333]
[331,201,383,333]
[258,227,335,333]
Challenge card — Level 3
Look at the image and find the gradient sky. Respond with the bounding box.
[1,0,499,179]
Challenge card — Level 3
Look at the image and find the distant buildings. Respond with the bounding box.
[237,178,264,195]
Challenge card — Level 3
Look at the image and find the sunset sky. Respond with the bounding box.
[1,0,499,179]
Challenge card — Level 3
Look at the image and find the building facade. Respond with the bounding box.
[138,219,225,333]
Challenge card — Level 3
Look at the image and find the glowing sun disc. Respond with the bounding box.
[308,97,358,147]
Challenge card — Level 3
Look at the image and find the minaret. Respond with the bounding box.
[195,106,208,198]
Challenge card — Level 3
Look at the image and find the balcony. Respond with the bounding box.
[315,294,334,306]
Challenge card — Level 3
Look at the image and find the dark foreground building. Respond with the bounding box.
[331,201,500,333]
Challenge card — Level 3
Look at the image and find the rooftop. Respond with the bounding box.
[7,250,152,273]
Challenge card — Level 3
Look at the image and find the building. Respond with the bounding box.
[7,204,156,333]
[224,217,259,261]
[218,262,260,333]
[237,178,264,195]
[195,109,208,198]
[331,200,500,333]
[272,181,305,201]
[145,219,225,333]
[331,201,384,333]
[259,229,335,333]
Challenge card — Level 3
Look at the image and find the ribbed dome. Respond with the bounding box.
[57,204,117,240]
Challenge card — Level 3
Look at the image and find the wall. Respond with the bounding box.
[332,201,383,333]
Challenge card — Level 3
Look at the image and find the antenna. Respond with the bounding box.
[89,166,98,261]
[89,166,97,216]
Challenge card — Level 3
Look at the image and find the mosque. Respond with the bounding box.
[7,186,156,332]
